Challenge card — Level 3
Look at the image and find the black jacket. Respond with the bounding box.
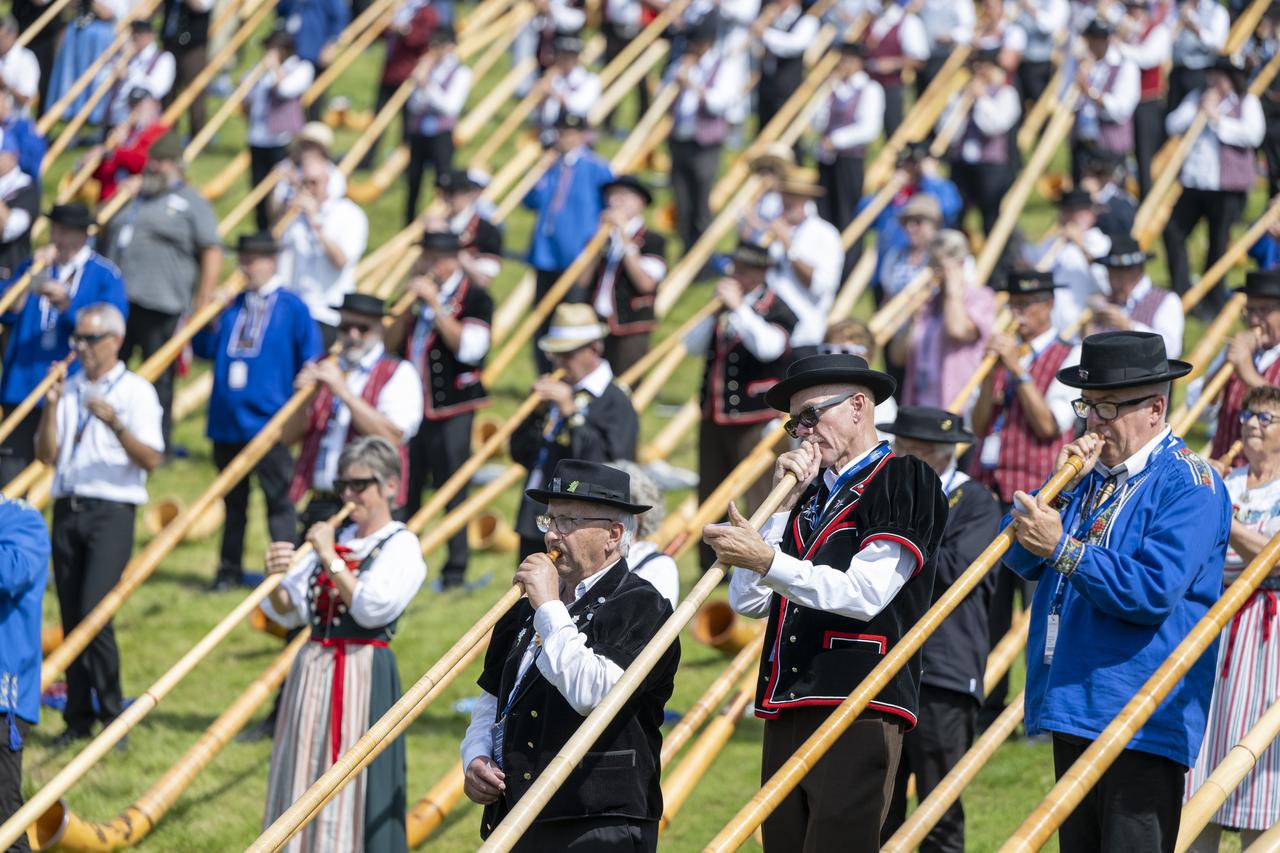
[162,0,210,49]
[918,477,1001,701]
[0,179,39,282]
[477,559,679,837]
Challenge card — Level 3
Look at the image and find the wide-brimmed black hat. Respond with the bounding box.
[552,33,584,53]
[601,174,653,205]
[233,231,279,254]
[1235,270,1280,299]
[525,459,652,513]
[837,40,867,57]
[554,110,588,130]
[1083,17,1113,37]
[429,23,456,43]
[765,353,897,409]
[1000,269,1061,295]
[730,241,774,270]
[878,405,973,444]
[48,203,92,230]
[1097,232,1149,268]
[130,17,153,31]
[1056,330,1192,389]
[686,16,718,43]
[1056,188,1094,209]
[263,23,295,50]
[419,229,460,253]
[336,292,386,317]
[970,47,1002,65]
[436,168,480,192]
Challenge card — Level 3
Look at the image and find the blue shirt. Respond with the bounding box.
[3,115,45,180]
[1002,430,1230,767]
[859,178,963,286]
[0,496,51,726]
[0,252,128,406]
[278,0,349,64]
[192,283,323,444]
[523,147,613,272]
[1249,233,1280,271]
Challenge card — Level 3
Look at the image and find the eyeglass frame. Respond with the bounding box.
[70,331,113,347]
[535,514,618,535]
[783,391,857,438]
[1070,394,1160,422]
[334,476,380,495]
[1239,408,1280,427]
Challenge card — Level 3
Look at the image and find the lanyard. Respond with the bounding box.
[805,442,892,525]
[226,291,278,358]
[57,369,126,495]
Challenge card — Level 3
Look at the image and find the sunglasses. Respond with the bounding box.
[70,332,111,346]
[1070,394,1158,422]
[783,392,855,438]
[334,476,379,495]
[339,321,372,335]
[1239,409,1280,427]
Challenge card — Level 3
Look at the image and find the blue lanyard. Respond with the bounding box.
[806,442,893,523]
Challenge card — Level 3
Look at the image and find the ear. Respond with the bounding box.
[383,477,400,500]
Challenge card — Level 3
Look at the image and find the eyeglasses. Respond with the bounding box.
[1071,394,1159,422]
[783,392,855,438]
[339,321,372,335]
[535,515,614,534]
[70,332,111,346]
[1243,302,1280,317]
[334,476,379,495]
[1239,409,1280,427]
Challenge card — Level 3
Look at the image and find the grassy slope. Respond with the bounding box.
[22,15,1259,851]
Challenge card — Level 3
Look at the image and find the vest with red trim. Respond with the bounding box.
[753,452,947,726]
[305,525,408,640]
[1211,353,1280,465]
[699,290,797,426]
[1092,284,1171,334]
[1216,95,1259,193]
[949,85,1012,164]
[867,18,904,88]
[404,277,493,421]
[971,339,1075,502]
[591,229,666,336]
[289,356,410,502]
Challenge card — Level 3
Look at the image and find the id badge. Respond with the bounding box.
[41,328,57,350]
[116,224,133,249]
[1044,613,1060,665]
[979,433,1001,469]
[228,360,248,390]
[489,717,506,770]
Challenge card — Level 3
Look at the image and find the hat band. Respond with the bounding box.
[544,324,605,341]
[1079,363,1174,383]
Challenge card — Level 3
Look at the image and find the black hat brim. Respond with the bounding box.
[601,178,652,205]
[876,422,974,443]
[1056,360,1193,389]
[764,367,897,409]
[523,488,651,514]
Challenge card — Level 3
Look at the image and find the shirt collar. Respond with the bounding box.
[448,207,476,233]
[1117,275,1152,308]
[822,441,884,489]
[80,360,126,389]
[345,341,385,372]
[571,558,620,602]
[440,270,465,301]
[57,246,92,276]
[248,275,284,297]
[1097,424,1171,481]
[574,360,614,396]
[1028,326,1059,353]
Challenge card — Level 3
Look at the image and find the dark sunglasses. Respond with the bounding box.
[334,476,379,495]
[1239,409,1279,427]
[70,332,111,346]
[1071,394,1158,422]
[783,392,855,438]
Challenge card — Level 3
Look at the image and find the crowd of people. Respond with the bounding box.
[0,0,1279,849]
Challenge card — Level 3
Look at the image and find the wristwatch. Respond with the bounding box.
[326,557,347,576]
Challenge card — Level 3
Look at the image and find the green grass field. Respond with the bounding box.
[18,10,1265,851]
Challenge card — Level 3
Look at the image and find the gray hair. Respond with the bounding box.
[0,16,18,33]
[338,435,401,485]
[79,303,126,337]
[609,460,664,540]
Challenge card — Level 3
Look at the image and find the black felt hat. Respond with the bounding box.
[601,174,653,205]
[1000,269,1061,295]
[1096,232,1149,268]
[130,17,153,31]
[552,32,585,53]
[232,231,280,254]
[1056,188,1094,209]
[1235,270,1280,298]
[1056,331,1192,389]
[729,241,774,270]
[337,292,386,317]
[764,352,897,409]
[436,168,480,192]
[525,459,652,513]
[263,22,295,51]
[419,229,461,252]
[838,40,868,57]
[1083,17,1113,37]
[48,203,93,230]
[554,110,588,130]
[878,405,973,443]
[686,16,718,43]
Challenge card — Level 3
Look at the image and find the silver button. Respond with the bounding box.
[523,772,532,780]
[729,395,740,404]
[789,635,796,643]
[530,710,538,718]
[728,381,739,390]
[791,667,798,673]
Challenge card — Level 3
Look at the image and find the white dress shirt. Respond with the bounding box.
[407,53,473,135]
[0,44,39,103]
[311,343,424,491]
[919,0,975,51]
[592,217,667,319]
[939,83,1021,162]
[767,206,843,347]
[1094,424,1171,488]
[729,443,917,621]
[1043,228,1111,332]
[683,288,790,362]
[626,539,680,610]
[108,42,176,126]
[868,5,929,62]
[813,71,885,157]
[0,166,33,241]
[1007,0,1069,62]
[1167,91,1267,191]
[1188,344,1280,431]
[536,64,600,128]
[261,520,427,629]
[762,7,820,59]
[1172,0,1229,68]
[246,55,315,148]
[668,47,744,140]
[1117,17,1173,77]
[280,196,368,327]
[461,562,629,769]
[1107,276,1184,358]
[50,361,165,505]
[1073,47,1140,132]
[408,271,491,367]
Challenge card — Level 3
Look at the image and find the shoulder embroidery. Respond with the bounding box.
[1175,447,1217,491]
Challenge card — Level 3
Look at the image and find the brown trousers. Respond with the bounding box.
[761,707,905,853]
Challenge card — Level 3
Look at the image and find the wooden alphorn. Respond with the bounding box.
[0,352,74,447]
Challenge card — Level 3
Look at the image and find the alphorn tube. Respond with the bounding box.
[703,458,1084,850]
[638,400,700,464]
[0,353,73,447]
[1181,199,1280,316]
[1170,362,1234,437]
[662,633,766,767]
[42,43,142,174]
[405,759,467,847]
[999,528,1280,851]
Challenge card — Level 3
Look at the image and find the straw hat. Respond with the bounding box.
[775,166,824,198]
[749,142,795,174]
[537,303,608,353]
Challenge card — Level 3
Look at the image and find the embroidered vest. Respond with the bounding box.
[1217,96,1258,193]
[951,86,1010,164]
[699,290,795,425]
[406,278,492,420]
[867,19,904,87]
[825,82,867,157]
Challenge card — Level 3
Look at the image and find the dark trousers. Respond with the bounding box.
[1162,187,1245,315]
[0,406,41,487]
[212,440,297,578]
[669,139,722,252]
[362,81,402,170]
[403,411,473,583]
[1133,99,1165,200]
[121,302,180,451]
[817,155,864,233]
[305,65,330,122]
[249,144,289,232]
[1167,67,1206,119]
[603,332,650,377]
[883,686,977,853]
[950,161,1012,236]
[1265,109,1280,200]
[165,45,208,137]
[1016,60,1053,105]
[405,131,455,225]
[532,267,589,373]
[510,817,658,852]
[761,707,905,853]
[882,84,906,139]
[697,420,773,570]
[1051,735,1185,853]
[1,717,30,853]
[31,34,58,118]
[916,53,951,98]
[51,497,135,734]
[602,22,650,130]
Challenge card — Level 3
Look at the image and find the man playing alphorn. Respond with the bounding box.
[703,352,948,852]
[462,459,678,851]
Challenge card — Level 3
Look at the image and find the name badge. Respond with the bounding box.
[116,224,133,249]
[979,433,1001,469]
[1044,613,1059,665]
[228,360,248,390]
[41,328,57,350]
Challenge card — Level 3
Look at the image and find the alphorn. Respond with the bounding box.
[41,42,143,174]
[999,528,1280,851]
[1246,819,1280,851]
[13,0,76,51]
[1169,362,1234,437]
[0,503,351,851]
[703,458,1084,850]
[405,760,467,847]
[0,352,73,447]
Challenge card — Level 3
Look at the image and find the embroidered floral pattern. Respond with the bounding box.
[1053,535,1085,576]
